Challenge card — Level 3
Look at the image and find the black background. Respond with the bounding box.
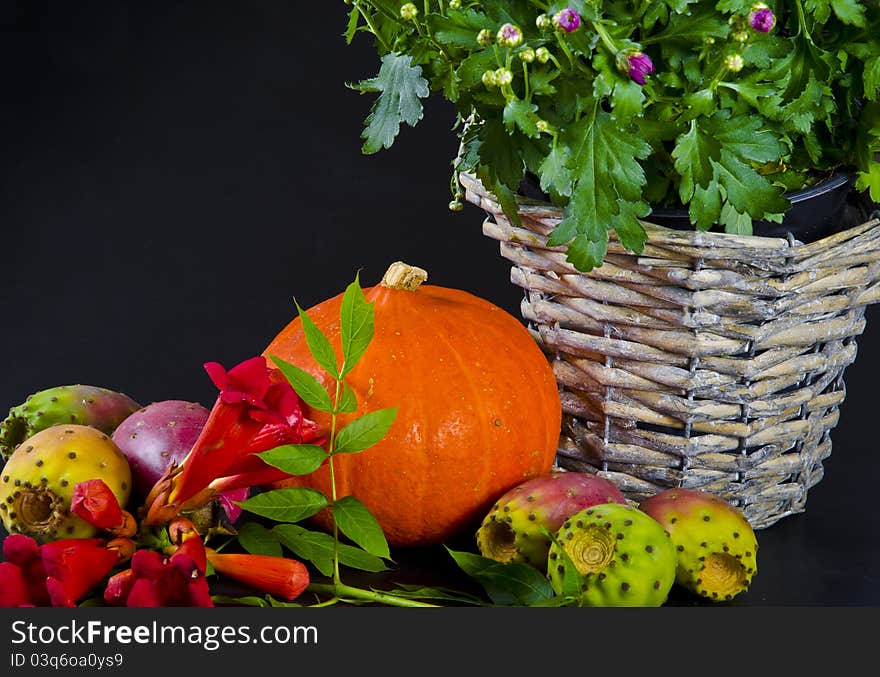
[1,1,878,607]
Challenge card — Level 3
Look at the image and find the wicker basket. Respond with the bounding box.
[461,172,880,529]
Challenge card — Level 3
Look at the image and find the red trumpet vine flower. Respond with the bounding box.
[103,547,213,608]
[144,356,323,526]
[104,517,212,607]
[41,538,123,608]
[71,479,137,537]
[0,534,123,608]
[206,550,310,602]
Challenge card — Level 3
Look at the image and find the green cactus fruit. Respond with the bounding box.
[0,424,132,542]
[0,385,141,461]
[476,471,627,570]
[639,489,758,602]
[547,503,677,607]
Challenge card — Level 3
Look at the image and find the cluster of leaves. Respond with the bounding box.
[343,0,880,270]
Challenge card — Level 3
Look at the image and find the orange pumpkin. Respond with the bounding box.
[262,262,561,547]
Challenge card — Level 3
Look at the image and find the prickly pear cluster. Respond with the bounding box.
[0,425,132,542]
[640,489,758,602]
[476,471,626,569]
[547,503,677,607]
[0,385,141,460]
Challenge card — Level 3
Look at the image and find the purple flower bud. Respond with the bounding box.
[748,4,776,33]
[618,51,655,86]
[497,23,523,48]
[553,8,581,33]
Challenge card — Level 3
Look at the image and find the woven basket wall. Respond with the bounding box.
[461,172,880,530]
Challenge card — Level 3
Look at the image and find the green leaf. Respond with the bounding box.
[236,521,283,558]
[714,149,790,218]
[856,161,880,202]
[538,145,573,198]
[427,9,494,49]
[269,355,333,413]
[553,103,652,269]
[503,99,540,138]
[611,79,645,122]
[672,119,720,203]
[237,488,328,523]
[805,0,867,26]
[258,444,327,476]
[446,548,555,607]
[274,525,389,575]
[719,202,754,235]
[865,56,880,100]
[295,302,338,379]
[709,112,786,164]
[337,382,358,414]
[344,6,359,45]
[334,407,398,455]
[274,524,334,576]
[689,181,722,230]
[332,496,390,559]
[354,53,430,154]
[478,118,524,189]
[340,274,375,377]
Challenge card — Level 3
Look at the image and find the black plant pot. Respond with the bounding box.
[518,173,876,245]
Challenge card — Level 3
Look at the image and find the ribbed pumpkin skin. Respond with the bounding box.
[262,281,561,547]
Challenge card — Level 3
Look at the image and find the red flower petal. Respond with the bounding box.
[71,479,125,530]
[0,562,31,607]
[124,578,164,607]
[41,539,120,607]
[104,569,137,606]
[2,534,40,566]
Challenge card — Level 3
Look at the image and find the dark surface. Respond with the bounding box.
[1,1,878,607]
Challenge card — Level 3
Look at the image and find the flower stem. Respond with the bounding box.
[591,21,618,56]
[306,582,439,608]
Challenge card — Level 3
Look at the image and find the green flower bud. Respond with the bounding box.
[448,200,464,212]
[536,14,553,31]
[725,53,744,73]
[400,2,418,21]
[535,46,551,64]
[481,69,498,87]
[448,0,461,10]
[494,67,513,86]
[477,28,494,47]
[536,120,551,134]
[733,30,750,43]
[520,47,536,63]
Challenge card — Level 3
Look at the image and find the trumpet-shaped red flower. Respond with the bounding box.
[206,550,310,602]
[71,479,136,536]
[104,517,212,607]
[1,534,122,608]
[144,356,323,526]
[41,538,122,608]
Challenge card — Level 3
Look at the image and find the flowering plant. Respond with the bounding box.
[344,1,880,270]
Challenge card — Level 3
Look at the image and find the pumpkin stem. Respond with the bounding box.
[381,262,428,291]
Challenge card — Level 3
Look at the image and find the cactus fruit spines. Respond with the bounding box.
[639,489,758,602]
[0,385,141,460]
[0,424,132,542]
[476,471,627,569]
[547,503,677,607]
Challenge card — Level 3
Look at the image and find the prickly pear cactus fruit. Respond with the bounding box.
[0,425,132,542]
[476,471,627,569]
[547,503,677,607]
[0,385,141,460]
[639,489,758,603]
